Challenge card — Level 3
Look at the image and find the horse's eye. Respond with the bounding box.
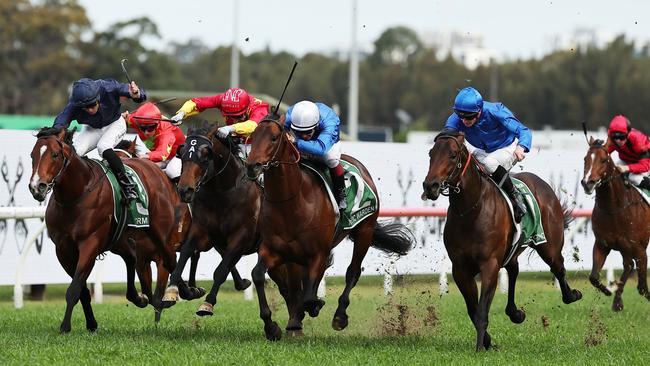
[601,159,607,164]
[449,153,457,159]
[51,152,58,158]
[272,135,278,142]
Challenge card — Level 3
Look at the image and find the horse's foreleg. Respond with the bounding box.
[252,254,282,341]
[188,251,200,288]
[302,253,328,318]
[274,263,304,337]
[122,252,149,308]
[452,264,481,350]
[153,261,170,322]
[333,228,372,330]
[504,260,525,324]
[589,241,612,296]
[79,282,97,332]
[196,246,245,316]
[475,260,499,351]
[214,246,251,291]
[61,242,100,334]
[613,256,634,312]
[165,231,205,303]
[135,256,153,306]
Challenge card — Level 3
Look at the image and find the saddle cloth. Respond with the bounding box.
[92,159,150,228]
[301,160,378,230]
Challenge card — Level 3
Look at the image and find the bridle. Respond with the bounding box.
[255,118,300,172]
[36,136,70,196]
[432,134,473,196]
[182,134,235,192]
[586,144,616,190]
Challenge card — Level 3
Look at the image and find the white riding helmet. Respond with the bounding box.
[290,101,320,131]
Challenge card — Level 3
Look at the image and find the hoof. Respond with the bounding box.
[196,301,214,316]
[304,298,325,318]
[612,299,624,312]
[86,320,98,332]
[162,285,179,304]
[286,327,304,338]
[563,289,582,304]
[59,322,71,334]
[192,287,207,299]
[129,293,149,308]
[265,321,282,341]
[234,279,252,291]
[507,308,526,324]
[332,313,349,331]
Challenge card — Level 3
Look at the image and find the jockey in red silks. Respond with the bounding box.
[170,87,269,155]
[607,114,650,189]
[124,102,186,180]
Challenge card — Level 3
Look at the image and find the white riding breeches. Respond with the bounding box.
[300,141,342,169]
[72,117,127,156]
[467,139,518,174]
[133,135,182,179]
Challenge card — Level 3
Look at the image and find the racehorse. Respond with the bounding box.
[581,136,650,311]
[28,127,183,332]
[164,126,299,328]
[245,117,414,340]
[421,130,582,351]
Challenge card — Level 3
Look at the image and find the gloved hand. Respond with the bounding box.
[216,125,235,139]
[170,111,185,126]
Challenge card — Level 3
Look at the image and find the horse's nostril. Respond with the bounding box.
[38,183,47,192]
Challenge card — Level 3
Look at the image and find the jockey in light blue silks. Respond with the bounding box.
[284,101,347,210]
[444,87,532,223]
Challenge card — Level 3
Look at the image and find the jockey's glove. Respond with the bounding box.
[216,125,235,139]
[170,111,185,126]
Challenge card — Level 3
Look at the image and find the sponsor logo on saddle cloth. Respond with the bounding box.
[93,159,150,228]
[496,177,547,265]
[300,160,378,230]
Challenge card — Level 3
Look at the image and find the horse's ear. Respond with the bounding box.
[57,128,66,140]
[280,114,286,124]
[588,136,594,145]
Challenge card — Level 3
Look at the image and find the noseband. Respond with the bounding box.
[36,136,70,196]
[182,134,236,192]
[432,135,473,196]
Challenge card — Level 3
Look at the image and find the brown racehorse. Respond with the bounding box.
[28,127,182,332]
[581,137,650,311]
[245,117,414,340]
[164,127,301,332]
[421,130,582,351]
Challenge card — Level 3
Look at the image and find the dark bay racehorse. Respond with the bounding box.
[29,127,182,332]
[581,137,650,311]
[421,130,582,351]
[245,118,414,340]
[164,127,298,327]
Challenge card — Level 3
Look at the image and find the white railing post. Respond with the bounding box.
[14,221,47,309]
[498,268,508,294]
[439,258,450,295]
[93,259,105,304]
[318,278,327,298]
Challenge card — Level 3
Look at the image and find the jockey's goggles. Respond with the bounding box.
[82,100,99,109]
[137,123,158,132]
[454,110,479,120]
[610,132,627,141]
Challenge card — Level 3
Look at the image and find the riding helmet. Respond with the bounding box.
[290,101,320,131]
[454,87,483,113]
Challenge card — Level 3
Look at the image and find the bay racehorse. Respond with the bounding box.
[245,117,414,340]
[29,127,183,332]
[581,137,650,310]
[421,130,582,351]
[164,126,300,331]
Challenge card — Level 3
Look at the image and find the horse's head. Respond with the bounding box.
[177,126,215,203]
[114,138,137,158]
[422,129,470,201]
[29,127,74,202]
[245,116,298,180]
[581,136,613,195]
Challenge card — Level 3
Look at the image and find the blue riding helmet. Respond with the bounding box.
[71,78,100,107]
[453,87,483,113]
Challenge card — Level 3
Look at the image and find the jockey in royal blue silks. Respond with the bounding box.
[53,78,147,202]
[284,100,347,210]
[444,86,532,223]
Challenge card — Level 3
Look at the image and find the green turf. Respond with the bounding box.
[0,274,648,365]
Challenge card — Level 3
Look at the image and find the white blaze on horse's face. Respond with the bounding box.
[29,145,48,190]
[583,152,596,183]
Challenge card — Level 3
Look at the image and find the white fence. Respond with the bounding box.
[1,129,627,308]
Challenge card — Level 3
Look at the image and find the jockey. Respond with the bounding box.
[444,86,532,223]
[53,78,146,202]
[124,102,186,181]
[284,100,347,210]
[170,87,269,153]
[606,115,650,189]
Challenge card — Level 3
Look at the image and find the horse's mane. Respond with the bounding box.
[36,126,75,145]
[591,139,606,147]
[114,139,134,151]
[187,125,243,157]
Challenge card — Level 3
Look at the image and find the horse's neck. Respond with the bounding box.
[210,150,244,191]
[263,156,302,203]
[596,168,633,209]
[54,155,97,202]
[449,162,485,216]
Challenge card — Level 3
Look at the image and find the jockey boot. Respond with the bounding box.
[330,164,347,211]
[103,149,138,203]
[639,177,650,190]
[492,165,527,223]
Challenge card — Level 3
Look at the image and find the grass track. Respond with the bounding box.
[0,273,648,365]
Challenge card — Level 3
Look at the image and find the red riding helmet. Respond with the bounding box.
[131,102,162,125]
[607,115,631,137]
[221,88,250,116]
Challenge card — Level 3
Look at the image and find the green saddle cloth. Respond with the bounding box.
[511,177,546,246]
[93,159,150,228]
[301,160,378,230]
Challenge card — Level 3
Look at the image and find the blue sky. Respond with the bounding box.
[79,0,650,60]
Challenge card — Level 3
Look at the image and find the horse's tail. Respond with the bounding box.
[555,187,575,229]
[363,220,414,256]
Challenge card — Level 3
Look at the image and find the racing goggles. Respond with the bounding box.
[454,110,479,120]
[137,123,158,132]
[610,132,627,141]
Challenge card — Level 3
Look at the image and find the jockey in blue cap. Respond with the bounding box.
[53,78,147,202]
[284,100,347,210]
[444,87,532,223]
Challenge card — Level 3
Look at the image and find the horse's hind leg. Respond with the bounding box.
[196,246,246,316]
[535,241,582,304]
[230,266,252,291]
[121,253,149,308]
[153,261,170,322]
[252,255,282,341]
[332,226,372,330]
[589,241,612,296]
[634,250,650,301]
[164,231,206,304]
[79,282,97,331]
[612,255,634,312]
[504,260,525,324]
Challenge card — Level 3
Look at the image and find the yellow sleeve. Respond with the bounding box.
[231,120,258,137]
[176,100,200,117]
